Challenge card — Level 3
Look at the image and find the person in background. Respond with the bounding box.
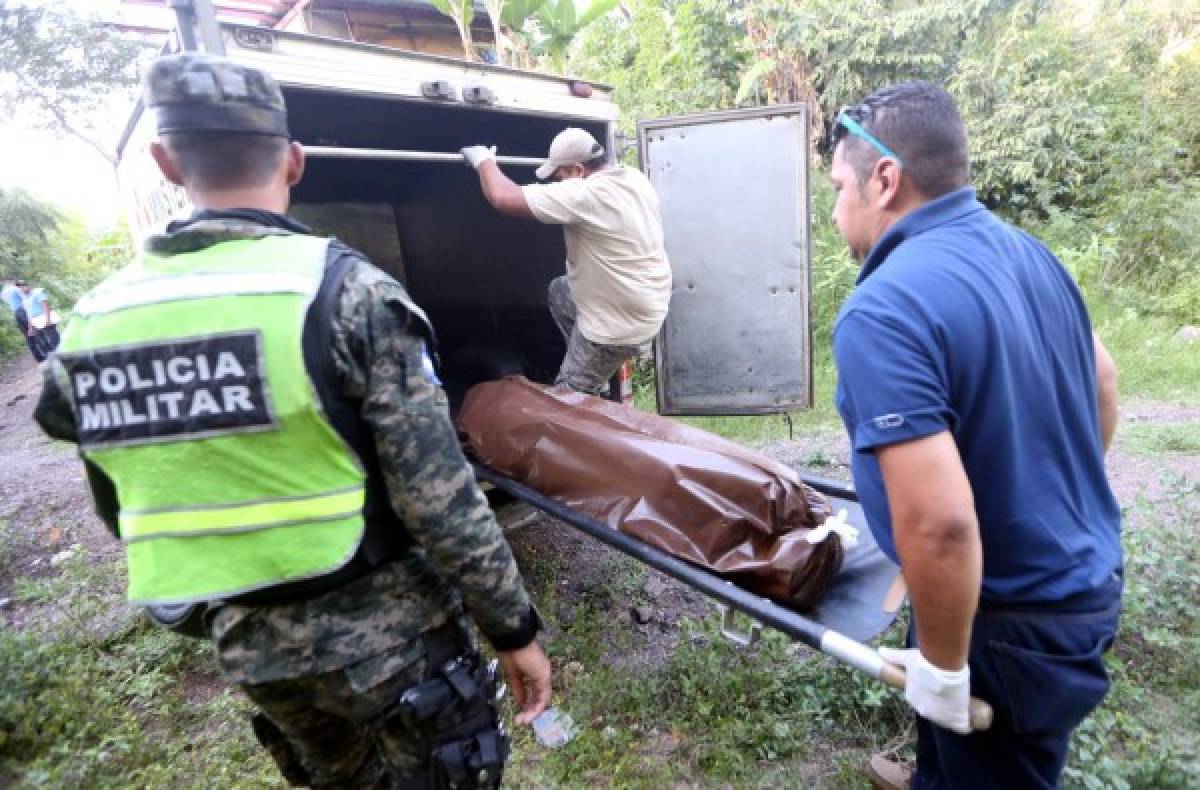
[2,278,46,362]
[461,128,671,395]
[827,81,1122,790]
[21,281,59,356]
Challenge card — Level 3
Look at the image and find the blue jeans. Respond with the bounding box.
[912,577,1122,790]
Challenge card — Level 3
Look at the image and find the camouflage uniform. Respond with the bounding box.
[34,53,540,789]
[546,275,647,395]
[37,210,538,788]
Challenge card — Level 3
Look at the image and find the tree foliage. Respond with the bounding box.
[0,4,148,165]
[949,1,1103,216]
[430,0,615,69]
[0,187,130,358]
[0,187,129,299]
[574,0,1200,322]
[428,0,477,60]
[0,186,61,276]
[482,0,551,67]
[736,0,1017,139]
[495,0,548,67]
[535,0,620,72]
[574,0,747,137]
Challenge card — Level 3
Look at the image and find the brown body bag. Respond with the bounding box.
[458,377,843,611]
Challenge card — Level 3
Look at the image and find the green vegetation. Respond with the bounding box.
[430,0,617,67]
[1120,422,1200,457]
[0,4,146,361]
[2,1,1197,787]
[0,187,132,362]
[0,520,278,788]
[576,0,1200,328]
[0,4,147,164]
[1086,306,1200,405]
[0,623,277,788]
[509,479,1200,788]
[1063,475,1200,790]
[4,469,1195,786]
[510,616,910,786]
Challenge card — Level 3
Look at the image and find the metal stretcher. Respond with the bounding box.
[474,464,993,730]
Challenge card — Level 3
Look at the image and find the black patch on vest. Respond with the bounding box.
[59,331,276,448]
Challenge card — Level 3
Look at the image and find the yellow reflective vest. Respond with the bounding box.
[57,234,368,604]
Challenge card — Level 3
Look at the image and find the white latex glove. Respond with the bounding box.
[461,145,497,169]
[879,646,972,735]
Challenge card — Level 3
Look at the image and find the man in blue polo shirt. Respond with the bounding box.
[828,81,1122,789]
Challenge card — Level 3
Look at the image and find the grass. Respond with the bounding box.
[508,570,914,788]
[0,321,24,365]
[0,533,280,788]
[1120,422,1200,457]
[1062,474,1200,790]
[1089,302,1200,406]
[1,304,1196,787]
[511,477,1200,787]
[0,600,279,789]
[3,469,1196,787]
[633,355,844,447]
[0,623,279,788]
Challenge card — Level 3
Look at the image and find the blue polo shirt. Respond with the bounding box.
[833,187,1121,605]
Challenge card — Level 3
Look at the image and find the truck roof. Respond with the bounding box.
[118,22,616,160]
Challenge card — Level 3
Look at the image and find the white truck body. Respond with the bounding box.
[116,23,812,414]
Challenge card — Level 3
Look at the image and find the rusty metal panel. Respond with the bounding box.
[639,106,812,415]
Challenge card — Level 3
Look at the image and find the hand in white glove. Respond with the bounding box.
[461,145,497,169]
[879,646,972,735]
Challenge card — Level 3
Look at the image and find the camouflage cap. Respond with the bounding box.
[143,53,289,138]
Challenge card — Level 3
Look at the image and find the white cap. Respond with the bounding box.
[535,127,605,180]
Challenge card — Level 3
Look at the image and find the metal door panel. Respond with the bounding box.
[640,106,811,415]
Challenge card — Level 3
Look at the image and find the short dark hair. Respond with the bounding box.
[831,81,970,199]
[162,132,289,191]
[582,153,609,173]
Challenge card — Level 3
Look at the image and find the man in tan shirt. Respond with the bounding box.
[462,128,672,394]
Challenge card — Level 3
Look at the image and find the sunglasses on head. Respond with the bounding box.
[832,104,903,168]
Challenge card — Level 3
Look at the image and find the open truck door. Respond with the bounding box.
[630,108,914,646]
[639,106,812,416]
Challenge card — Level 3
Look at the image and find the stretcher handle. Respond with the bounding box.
[879,663,994,731]
[819,631,993,731]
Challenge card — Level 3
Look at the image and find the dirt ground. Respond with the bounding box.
[0,355,123,625]
[2,350,1197,671]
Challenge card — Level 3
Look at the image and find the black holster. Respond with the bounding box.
[251,712,312,787]
[393,650,510,789]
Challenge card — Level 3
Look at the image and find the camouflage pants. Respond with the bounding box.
[547,275,647,395]
[241,621,497,789]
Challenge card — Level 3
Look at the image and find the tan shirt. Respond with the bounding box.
[523,166,672,346]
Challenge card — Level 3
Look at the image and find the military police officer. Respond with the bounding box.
[34,53,552,788]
